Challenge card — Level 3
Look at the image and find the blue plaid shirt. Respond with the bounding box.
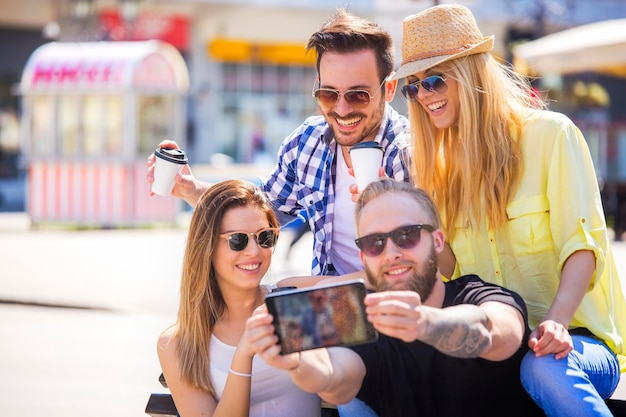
[261,104,412,276]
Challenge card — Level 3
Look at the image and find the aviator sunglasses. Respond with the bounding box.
[312,77,387,109]
[219,228,279,251]
[355,224,434,257]
[401,75,448,102]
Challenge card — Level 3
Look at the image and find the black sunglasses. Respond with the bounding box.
[312,78,386,109]
[219,228,279,251]
[401,75,448,102]
[355,224,434,257]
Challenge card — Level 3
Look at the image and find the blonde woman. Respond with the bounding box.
[157,179,320,417]
[393,4,625,417]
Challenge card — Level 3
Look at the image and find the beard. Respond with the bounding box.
[365,243,439,302]
[325,96,386,147]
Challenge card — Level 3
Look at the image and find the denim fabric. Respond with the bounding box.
[337,398,379,417]
[521,335,621,417]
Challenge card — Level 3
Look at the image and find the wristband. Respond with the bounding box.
[229,367,253,377]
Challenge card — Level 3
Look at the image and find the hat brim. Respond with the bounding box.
[391,36,494,81]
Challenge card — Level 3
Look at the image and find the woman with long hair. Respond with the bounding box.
[393,4,625,417]
[157,179,320,417]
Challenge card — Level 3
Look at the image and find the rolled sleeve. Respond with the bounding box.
[545,116,607,289]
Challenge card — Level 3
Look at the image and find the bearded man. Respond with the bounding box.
[250,179,543,417]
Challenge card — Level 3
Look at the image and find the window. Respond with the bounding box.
[30,96,55,157]
[212,62,317,161]
[137,95,174,155]
[58,95,81,157]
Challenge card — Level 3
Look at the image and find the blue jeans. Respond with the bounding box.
[521,335,621,417]
[337,398,378,417]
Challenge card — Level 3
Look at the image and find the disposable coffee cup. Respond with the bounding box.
[152,148,188,196]
[349,141,383,192]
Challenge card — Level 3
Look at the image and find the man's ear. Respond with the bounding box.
[359,249,366,266]
[432,229,446,254]
[384,78,398,102]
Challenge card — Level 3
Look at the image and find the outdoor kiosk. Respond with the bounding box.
[20,40,189,226]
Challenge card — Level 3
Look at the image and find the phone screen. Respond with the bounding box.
[265,280,378,354]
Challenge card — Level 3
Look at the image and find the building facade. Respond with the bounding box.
[1,0,626,213]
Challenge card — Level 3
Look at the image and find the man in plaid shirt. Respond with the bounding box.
[147,9,411,277]
[262,104,409,276]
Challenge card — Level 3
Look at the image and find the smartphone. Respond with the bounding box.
[265,279,378,354]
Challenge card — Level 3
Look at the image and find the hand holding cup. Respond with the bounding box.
[349,141,383,192]
[151,148,188,196]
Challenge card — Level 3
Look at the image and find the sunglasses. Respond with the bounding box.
[312,78,387,109]
[401,75,448,102]
[355,224,434,257]
[219,228,279,251]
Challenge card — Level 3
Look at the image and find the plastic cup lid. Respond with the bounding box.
[349,141,383,152]
[155,148,188,164]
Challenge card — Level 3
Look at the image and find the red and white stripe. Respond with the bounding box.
[28,161,178,226]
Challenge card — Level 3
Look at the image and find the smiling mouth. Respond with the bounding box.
[427,100,447,111]
[386,266,410,277]
[238,263,260,271]
[335,115,362,127]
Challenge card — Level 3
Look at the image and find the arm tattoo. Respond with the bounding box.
[422,308,491,358]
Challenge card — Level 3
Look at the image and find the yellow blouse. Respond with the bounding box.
[450,109,626,372]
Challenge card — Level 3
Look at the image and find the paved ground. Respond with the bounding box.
[0,213,313,417]
[0,212,624,417]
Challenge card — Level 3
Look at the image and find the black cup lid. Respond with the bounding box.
[155,148,188,164]
[349,141,383,152]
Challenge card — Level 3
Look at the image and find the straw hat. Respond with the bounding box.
[391,4,494,80]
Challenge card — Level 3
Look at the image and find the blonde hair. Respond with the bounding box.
[409,53,544,238]
[355,178,442,231]
[175,179,278,395]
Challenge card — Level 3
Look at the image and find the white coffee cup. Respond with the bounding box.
[152,148,188,196]
[349,141,383,192]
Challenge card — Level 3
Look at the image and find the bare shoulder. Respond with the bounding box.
[157,324,179,357]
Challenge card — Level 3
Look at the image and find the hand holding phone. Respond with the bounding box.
[265,280,378,354]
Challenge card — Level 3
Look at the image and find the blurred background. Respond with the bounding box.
[0,0,625,231]
[1,1,626,416]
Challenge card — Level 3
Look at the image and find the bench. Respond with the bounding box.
[145,373,340,417]
[144,374,176,417]
[608,397,626,416]
[145,373,626,417]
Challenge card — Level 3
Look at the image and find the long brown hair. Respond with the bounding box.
[175,179,278,395]
[409,53,545,238]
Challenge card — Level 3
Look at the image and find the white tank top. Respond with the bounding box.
[329,147,363,274]
[209,334,321,417]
